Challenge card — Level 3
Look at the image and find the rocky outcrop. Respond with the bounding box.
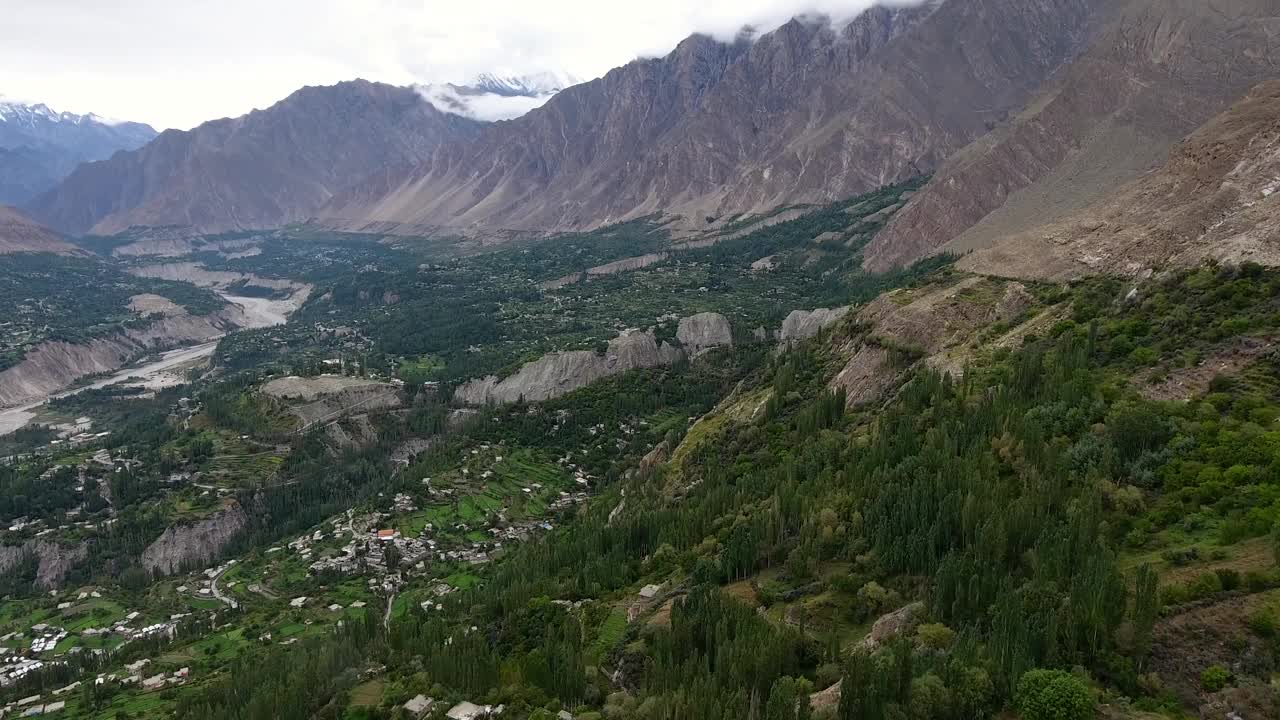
[323,414,379,450]
[859,278,1032,355]
[830,346,900,408]
[826,278,1035,407]
[455,329,683,405]
[779,307,852,343]
[0,539,89,589]
[0,306,246,409]
[587,253,668,277]
[676,313,733,357]
[141,502,248,576]
[858,601,925,651]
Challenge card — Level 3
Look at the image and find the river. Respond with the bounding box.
[0,292,301,437]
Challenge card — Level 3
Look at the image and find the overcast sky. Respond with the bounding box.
[2,0,911,130]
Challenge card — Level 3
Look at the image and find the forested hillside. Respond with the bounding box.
[169,264,1280,720]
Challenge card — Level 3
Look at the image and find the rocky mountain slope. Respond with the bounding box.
[27,80,482,235]
[324,0,1104,235]
[0,98,156,205]
[864,0,1280,272]
[0,205,79,254]
[957,79,1280,280]
[32,0,1106,239]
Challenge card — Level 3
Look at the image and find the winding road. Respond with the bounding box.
[209,565,239,610]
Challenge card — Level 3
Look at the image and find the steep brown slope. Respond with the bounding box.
[0,205,78,254]
[957,80,1280,280]
[864,0,1280,272]
[27,80,481,235]
[323,0,1105,234]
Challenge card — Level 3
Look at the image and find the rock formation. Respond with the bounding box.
[0,539,89,589]
[778,307,852,343]
[141,502,248,576]
[676,313,733,357]
[828,278,1035,407]
[455,329,683,405]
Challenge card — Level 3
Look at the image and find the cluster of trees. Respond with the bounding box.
[175,610,385,720]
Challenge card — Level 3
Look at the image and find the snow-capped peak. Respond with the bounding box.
[471,71,584,97]
[415,71,586,122]
[0,97,131,128]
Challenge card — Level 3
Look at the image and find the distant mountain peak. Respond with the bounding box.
[0,96,157,206]
[470,71,584,97]
[415,71,584,122]
[0,98,148,131]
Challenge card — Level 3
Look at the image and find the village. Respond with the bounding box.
[0,385,608,719]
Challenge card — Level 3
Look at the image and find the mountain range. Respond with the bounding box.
[19,0,1280,283]
[0,98,155,206]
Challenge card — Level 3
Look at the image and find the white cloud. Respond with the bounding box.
[414,84,557,122]
[0,0,916,130]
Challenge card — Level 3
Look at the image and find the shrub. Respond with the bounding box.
[1016,669,1094,720]
[1186,571,1224,600]
[1214,568,1241,592]
[1160,546,1200,566]
[909,673,953,720]
[1250,607,1279,637]
[915,623,956,651]
[1200,665,1230,692]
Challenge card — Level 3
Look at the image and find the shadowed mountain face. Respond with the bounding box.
[0,100,156,206]
[863,0,1280,273]
[323,0,1105,234]
[27,80,482,236]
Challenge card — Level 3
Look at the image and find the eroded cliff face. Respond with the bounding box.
[455,329,685,406]
[0,307,243,408]
[676,313,734,357]
[0,539,89,589]
[141,502,248,576]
